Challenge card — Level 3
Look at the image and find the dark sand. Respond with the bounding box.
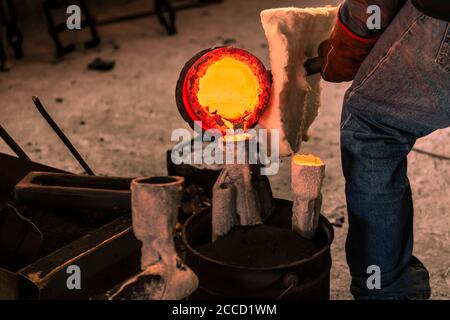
[197,224,321,267]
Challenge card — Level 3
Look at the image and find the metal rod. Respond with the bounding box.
[0,124,30,160]
[32,96,95,176]
[304,57,322,76]
[412,148,450,161]
[97,0,220,26]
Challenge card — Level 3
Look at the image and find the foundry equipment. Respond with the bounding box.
[0,154,140,300]
[0,48,333,301]
[0,4,340,301]
[0,101,142,299]
[175,46,334,299]
[105,176,198,300]
[0,97,209,300]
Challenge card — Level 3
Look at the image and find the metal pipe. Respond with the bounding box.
[32,96,95,176]
[0,125,30,160]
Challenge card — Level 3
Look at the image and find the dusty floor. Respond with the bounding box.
[0,0,449,299]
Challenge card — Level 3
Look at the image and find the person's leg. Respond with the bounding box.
[341,1,450,299]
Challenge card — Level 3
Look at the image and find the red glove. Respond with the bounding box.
[318,13,379,82]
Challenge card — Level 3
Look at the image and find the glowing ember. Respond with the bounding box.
[179,47,271,134]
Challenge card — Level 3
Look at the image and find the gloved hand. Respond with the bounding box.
[318,13,379,82]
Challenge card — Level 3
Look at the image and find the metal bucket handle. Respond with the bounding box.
[276,272,299,300]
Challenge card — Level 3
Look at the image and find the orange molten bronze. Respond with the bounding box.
[176,47,271,134]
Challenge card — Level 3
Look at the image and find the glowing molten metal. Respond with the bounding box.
[177,47,271,134]
[293,154,324,167]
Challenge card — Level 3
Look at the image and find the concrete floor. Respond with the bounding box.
[0,0,449,299]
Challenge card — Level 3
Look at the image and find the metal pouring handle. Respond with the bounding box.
[304,57,322,76]
[267,57,321,82]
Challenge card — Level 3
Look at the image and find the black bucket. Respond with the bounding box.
[182,199,334,300]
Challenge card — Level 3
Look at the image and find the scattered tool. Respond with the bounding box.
[32,96,95,176]
[88,57,115,71]
[0,125,30,160]
[14,172,132,214]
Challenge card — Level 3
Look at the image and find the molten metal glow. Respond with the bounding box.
[293,154,324,167]
[221,132,254,143]
[197,58,261,121]
[182,47,271,133]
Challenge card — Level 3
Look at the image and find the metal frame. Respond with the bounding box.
[0,0,23,64]
[97,0,223,35]
[42,0,100,57]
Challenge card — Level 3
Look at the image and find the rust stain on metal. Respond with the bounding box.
[27,271,43,284]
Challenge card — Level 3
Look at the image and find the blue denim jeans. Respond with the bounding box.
[341,1,450,299]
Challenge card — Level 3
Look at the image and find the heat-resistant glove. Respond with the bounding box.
[318,12,379,82]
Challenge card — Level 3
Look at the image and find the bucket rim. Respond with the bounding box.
[182,199,335,271]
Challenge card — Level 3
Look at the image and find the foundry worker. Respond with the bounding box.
[317,0,449,299]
